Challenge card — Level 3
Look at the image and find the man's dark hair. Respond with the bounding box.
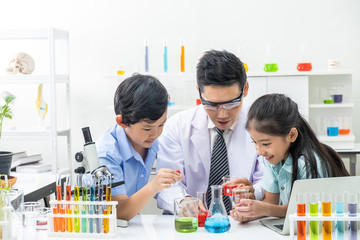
[196,49,247,93]
[114,74,169,125]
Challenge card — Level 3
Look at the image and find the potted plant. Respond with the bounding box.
[0,92,16,176]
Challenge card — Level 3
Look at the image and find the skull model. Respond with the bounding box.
[6,52,35,74]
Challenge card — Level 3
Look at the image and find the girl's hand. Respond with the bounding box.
[233,178,255,199]
[231,199,265,222]
[149,168,182,193]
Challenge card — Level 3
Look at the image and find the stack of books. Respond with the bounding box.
[11,152,51,173]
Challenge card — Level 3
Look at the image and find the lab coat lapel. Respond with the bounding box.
[190,108,211,177]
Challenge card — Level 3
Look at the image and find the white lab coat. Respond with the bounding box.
[156,104,264,212]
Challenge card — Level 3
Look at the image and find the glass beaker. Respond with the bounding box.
[196,191,208,227]
[34,207,52,230]
[174,197,198,233]
[331,85,343,103]
[222,175,237,197]
[339,116,350,135]
[325,117,340,137]
[232,188,249,208]
[204,185,231,233]
[21,202,41,227]
[237,45,249,72]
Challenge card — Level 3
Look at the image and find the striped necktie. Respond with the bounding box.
[206,127,231,213]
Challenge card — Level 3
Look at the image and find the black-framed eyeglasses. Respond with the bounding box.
[198,87,244,111]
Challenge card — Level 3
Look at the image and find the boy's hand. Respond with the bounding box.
[149,168,182,193]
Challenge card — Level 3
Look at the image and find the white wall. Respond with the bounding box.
[1,0,360,172]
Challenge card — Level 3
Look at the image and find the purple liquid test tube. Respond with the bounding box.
[348,194,357,240]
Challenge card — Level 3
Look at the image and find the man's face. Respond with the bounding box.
[200,82,248,130]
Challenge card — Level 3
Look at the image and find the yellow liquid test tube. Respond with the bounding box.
[322,199,332,240]
[103,209,109,233]
[74,185,80,233]
[66,209,73,232]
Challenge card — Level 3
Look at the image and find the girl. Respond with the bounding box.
[96,74,182,221]
[231,93,349,222]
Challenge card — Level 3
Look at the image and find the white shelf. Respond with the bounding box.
[309,103,354,108]
[0,28,68,40]
[247,69,352,77]
[0,74,69,84]
[2,129,70,139]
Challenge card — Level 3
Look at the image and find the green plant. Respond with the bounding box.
[0,93,15,139]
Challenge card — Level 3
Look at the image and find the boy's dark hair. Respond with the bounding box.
[114,74,168,125]
[196,49,247,93]
[246,94,349,190]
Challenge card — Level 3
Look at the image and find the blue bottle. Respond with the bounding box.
[204,185,231,233]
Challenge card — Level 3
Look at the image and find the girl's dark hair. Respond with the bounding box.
[196,50,247,92]
[114,74,169,125]
[245,94,349,189]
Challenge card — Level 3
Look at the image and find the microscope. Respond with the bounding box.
[75,127,113,182]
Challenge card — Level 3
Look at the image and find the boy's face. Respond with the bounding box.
[200,82,248,131]
[247,122,297,165]
[123,110,167,153]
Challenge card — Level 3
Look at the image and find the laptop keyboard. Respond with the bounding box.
[274,224,284,230]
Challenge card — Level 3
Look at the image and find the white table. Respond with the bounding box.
[18,215,287,240]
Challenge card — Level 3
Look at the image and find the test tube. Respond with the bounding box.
[95,176,104,233]
[309,193,319,240]
[180,39,185,72]
[348,193,357,240]
[56,174,65,232]
[104,175,112,233]
[322,192,332,240]
[65,174,73,232]
[335,193,345,240]
[82,175,89,233]
[296,193,306,240]
[52,207,59,232]
[89,175,96,233]
[74,174,82,233]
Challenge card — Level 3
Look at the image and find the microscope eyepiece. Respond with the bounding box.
[82,127,93,144]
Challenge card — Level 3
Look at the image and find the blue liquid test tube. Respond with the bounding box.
[163,40,168,73]
[348,193,358,240]
[145,39,149,72]
[335,193,345,240]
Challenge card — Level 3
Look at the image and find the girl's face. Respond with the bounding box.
[118,110,167,154]
[248,122,297,165]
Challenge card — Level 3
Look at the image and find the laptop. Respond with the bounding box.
[260,176,360,235]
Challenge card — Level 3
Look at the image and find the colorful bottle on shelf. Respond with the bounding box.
[264,44,278,72]
[180,40,185,72]
[297,43,312,72]
[145,39,149,72]
[163,40,168,73]
[237,46,249,73]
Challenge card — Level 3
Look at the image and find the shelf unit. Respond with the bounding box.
[246,70,355,149]
[0,28,71,173]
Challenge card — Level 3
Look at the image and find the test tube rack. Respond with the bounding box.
[289,213,360,238]
[48,200,118,238]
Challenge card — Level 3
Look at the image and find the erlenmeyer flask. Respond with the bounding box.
[204,185,231,233]
[297,43,312,71]
[264,44,278,72]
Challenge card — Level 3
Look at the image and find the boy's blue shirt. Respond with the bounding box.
[96,123,158,197]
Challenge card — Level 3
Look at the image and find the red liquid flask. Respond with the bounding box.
[198,212,207,227]
[297,63,312,71]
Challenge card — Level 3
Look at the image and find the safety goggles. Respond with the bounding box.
[198,87,244,111]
